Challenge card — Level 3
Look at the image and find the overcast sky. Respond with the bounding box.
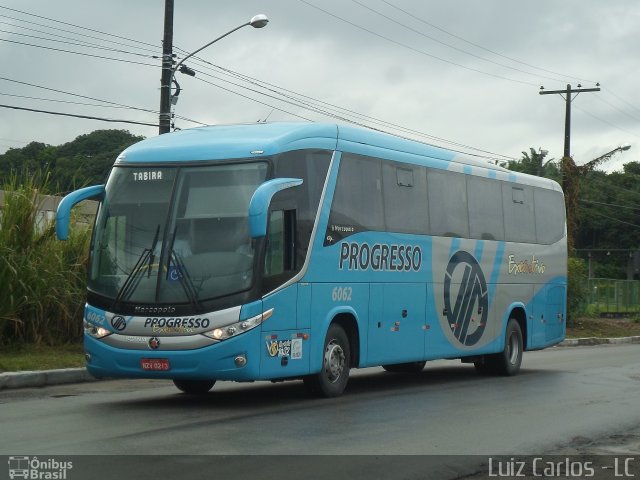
[0,0,638,172]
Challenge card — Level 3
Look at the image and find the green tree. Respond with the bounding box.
[508,148,560,181]
[0,130,144,193]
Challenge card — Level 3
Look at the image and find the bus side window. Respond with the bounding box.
[263,210,296,291]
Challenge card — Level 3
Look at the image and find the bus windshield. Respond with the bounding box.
[89,162,268,305]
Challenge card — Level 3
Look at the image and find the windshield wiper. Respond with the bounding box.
[111,224,160,310]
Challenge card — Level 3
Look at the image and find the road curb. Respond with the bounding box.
[0,368,96,390]
[559,336,640,347]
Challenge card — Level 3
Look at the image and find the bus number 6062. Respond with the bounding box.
[332,286,352,302]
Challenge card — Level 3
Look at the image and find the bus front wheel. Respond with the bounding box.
[474,318,523,376]
[173,379,216,394]
[304,324,351,398]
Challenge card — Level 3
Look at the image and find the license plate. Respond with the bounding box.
[140,358,170,371]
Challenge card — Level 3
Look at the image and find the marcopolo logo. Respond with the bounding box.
[8,456,73,479]
[444,251,488,347]
[110,315,127,332]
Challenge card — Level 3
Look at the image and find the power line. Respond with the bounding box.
[0,5,160,50]
[588,176,640,200]
[586,209,640,229]
[0,76,207,126]
[174,55,516,160]
[193,75,313,122]
[0,76,156,112]
[192,67,514,161]
[591,93,640,125]
[0,91,138,109]
[604,88,640,117]
[0,103,159,127]
[297,0,538,87]
[0,14,161,56]
[573,105,640,141]
[0,28,156,58]
[186,65,513,160]
[196,60,511,154]
[380,0,594,85]
[349,0,569,84]
[581,199,640,211]
[0,38,159,67]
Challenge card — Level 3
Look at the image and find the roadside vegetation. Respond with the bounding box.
[0,171,91,346]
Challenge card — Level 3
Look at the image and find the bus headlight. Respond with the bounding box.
[84,320,112,339]
[202,308,273,341]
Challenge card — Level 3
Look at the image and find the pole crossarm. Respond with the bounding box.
[539,87,600,95]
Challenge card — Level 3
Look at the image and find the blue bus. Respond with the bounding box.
[56,122,567,397]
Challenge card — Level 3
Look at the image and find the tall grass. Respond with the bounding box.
[0,172,91,345]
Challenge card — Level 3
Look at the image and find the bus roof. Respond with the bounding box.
[116,122,560,191]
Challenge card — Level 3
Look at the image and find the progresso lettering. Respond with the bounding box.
[143,317,210,329]
[339,242,422,272]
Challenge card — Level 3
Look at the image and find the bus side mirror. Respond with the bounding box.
[248,178,302,238]
[56,185,105,240]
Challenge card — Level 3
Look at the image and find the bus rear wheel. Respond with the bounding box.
[382,361,426,373]
[474,318,523,376]
[173,379,216,394]
[304,324,351,398]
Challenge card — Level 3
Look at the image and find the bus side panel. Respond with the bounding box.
[427,238,510,358]
[262,284,298,331]
[366,283,426,365]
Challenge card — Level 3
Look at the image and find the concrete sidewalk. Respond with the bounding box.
[1,336,639,390]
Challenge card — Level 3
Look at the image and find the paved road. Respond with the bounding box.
[1,344,639,479]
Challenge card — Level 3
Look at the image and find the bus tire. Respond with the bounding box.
[173,379,216,394]
[475,319,523,376]
[382,361,426,373]
[304,324,351,398]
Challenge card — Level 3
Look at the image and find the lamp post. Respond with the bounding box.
[158,14,269,134]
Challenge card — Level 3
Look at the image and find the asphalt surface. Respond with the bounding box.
[1,341,639,480]
[2,335,638,390]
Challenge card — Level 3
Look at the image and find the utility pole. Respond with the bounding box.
[539,83,600,250]
[158,0,174,135]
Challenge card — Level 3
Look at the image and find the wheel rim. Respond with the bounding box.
[507,331,520,365]
[324,340,345,383]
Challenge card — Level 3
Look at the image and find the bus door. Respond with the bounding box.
[531,284,565,347]
[367,283,426,365]
[545,285,565,342]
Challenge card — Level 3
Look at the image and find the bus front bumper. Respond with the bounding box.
[84,327,262,381]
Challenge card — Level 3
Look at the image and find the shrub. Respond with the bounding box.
[0,172,91,345]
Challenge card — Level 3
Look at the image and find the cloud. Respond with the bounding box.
[0,0,637,169]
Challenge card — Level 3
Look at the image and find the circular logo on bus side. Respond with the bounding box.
[110,315,127,332]
[444,251,488,346]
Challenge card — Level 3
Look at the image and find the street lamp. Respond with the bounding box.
[159,14,269,134]
[583,143,632,170]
